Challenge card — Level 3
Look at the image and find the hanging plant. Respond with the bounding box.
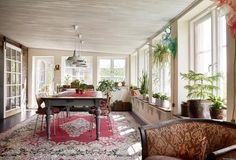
[152,26,177,67]
[152,43,171,67]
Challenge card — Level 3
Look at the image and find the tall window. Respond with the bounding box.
[98,58,126,83]
[61,56,93,84]
[194,14,212,74]
[191,10,227,98]
[152,33,171,96]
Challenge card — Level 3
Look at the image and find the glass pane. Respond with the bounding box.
[12,50,16,60]
[16,97,21,107]
[16,74,20,84]
[16,51,21,61]
[16,85,21,96]
[11,62,16,72]
[16,62,21,73]
[6,86,11,97]
[99,59,111,68]
[6,60,11,72]
[7,73,11,84]
[11,97,16,109]
[12,74,16,84]
[6,98,11,111]
[12,86,16,96]
[114,59,125,68]
[6,47,11,59]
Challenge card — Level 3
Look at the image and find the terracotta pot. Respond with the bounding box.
[76,89,79,94]
[187,99,211,118]
[181,102,189,117]
[210,108,224,119]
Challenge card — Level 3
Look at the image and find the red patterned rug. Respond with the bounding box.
[0,112,142,160]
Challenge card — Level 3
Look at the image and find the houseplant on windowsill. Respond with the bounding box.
[180,70,222,118]
[139,72,149,100]
[153,92,161,105]
[208,95,226,120]
[159,93,169,108]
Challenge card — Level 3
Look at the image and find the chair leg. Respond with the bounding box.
[53,115,56,135]
[33,115,39,137]
[40,115,44,131]
[108,115,112,133]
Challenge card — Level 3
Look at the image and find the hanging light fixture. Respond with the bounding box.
[66,25,87,67]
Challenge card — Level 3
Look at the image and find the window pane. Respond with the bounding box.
[194,15,212,73]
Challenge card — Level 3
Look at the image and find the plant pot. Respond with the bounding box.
[187,99,211,118]
[181,102,189,117]
[209,108,225,119]
[76,89,79,94]
[161,100,169,108]
[142,94,147,100]
[155,99,160,106]
[80,89,85,94]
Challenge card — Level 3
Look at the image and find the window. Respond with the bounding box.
[190,10,227,98]
[152,33,171,96]
[98,58,126,83]
[61,56,93,84]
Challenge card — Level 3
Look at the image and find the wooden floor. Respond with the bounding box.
[0,110,35,133]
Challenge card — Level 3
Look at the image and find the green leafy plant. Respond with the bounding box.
[139,72,148,95]
[152,43,170,67]
[208,96,226,110]
[153,93,161,99]
[96,80,119,97]
[79,83,87,90]
[71,79,80,88]
[64,75,72,85]
[180,70,222,100]
[160,94,169,101]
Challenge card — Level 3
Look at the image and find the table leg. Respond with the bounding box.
[45,101,51,140]
[95,100,101,140]
[66,106,70,118]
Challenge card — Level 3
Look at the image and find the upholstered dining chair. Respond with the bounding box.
[33,94,61,136]
[88,96,112,134]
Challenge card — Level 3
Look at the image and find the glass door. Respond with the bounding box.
[4,43,22,118]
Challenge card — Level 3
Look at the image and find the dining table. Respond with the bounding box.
[41,90,105,140]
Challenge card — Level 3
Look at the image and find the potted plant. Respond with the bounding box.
[96,80,119,105]
[159,93,169,108]
[71,79,80,88]
[78,83,87,94]
[130,85,139,96]
[139,72,148,100]
[152,43,171,67]
[153,92,161,105]
[208,96,226,119]
[180,70,221,118]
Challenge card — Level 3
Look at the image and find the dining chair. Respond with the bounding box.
[88,96,112,134]
[33,94,61,136]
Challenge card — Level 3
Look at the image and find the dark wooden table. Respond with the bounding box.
[41,91,105,140]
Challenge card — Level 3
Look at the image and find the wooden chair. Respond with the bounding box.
[88,96,112,134]
[33,94,61,136]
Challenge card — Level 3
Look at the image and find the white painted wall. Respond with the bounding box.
[28,48,129,108]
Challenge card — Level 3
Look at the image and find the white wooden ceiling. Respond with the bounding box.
[0,0,196,54]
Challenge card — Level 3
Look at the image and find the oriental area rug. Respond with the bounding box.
[0,112,142,160]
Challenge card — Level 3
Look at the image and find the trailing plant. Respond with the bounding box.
[180,70,222,100]
[208,95,227,110]
[152,26,177,67]
[139,72,148,95]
